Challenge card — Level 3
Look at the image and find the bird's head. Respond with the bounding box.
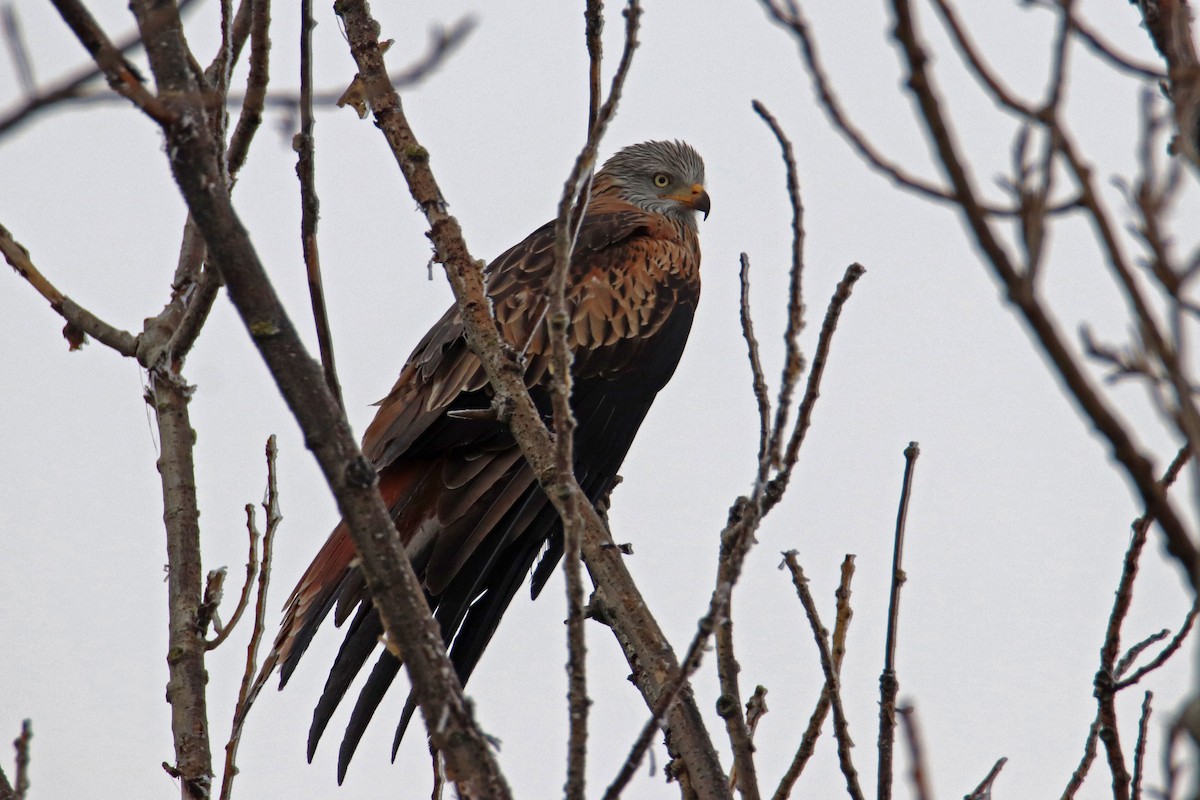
[595,140,710,227]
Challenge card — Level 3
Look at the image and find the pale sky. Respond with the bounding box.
[1,1,1196,798]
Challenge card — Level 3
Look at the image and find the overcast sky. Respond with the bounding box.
[1,1,1197,798]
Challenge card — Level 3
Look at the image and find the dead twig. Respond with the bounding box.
[783,551,865,800]
[878,442,920,800]
[204,519,256,649]
[219,436,282,800]
[49,0,176,123]
[297,0,341,409]
[771,554,855,800]
[965,756,1007,800]
[897,706,931,800]
[1062,718,1101,799]
[752,100,807,475]
[0,0,202,137]
[1116,601,1200,689]
[739,254,773,465]
[1131,692,1153,800]
[0,224,139,355]
[2,7,36,95]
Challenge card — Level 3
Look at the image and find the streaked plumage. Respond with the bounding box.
[268,140,709,780]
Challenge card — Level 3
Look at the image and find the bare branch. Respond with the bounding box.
[878,442,920,800]
[2,6,36,95]
[739,254,773,465]
[752,100,807,474]
[1,224,139,355]
[966,756,1008,800]
[49,0,175,123]
[0,0,203,137]
[764,263,866,510]
[771,554,855,800]
[1128,0,1200,171]
[884,0,1200,593]
[219,436,281,800]
[716,589,761,800]
[204,506,261,651]
[1061,718,1100,799]
[896,706,931,800]
[927,0,1038,116]
[1131,692,1153,800]
[0,720,32,800]
[783,551,865,800]
[1043,3,1166,81]
[1116,601,1200,689]
[296,0,341,409]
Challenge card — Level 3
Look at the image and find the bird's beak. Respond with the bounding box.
[669,183,711,220]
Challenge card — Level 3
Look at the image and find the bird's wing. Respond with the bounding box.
[269,202,701,779]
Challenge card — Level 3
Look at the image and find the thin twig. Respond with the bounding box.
[878,442,919,800]
[0,224,139,355]
[49,0,175,123]
[764,263,866,511]
[752,100,806,474]
[2,6,36,95]
[1131,692,1152,800]
[966,756,1008,800]
[1115,628,1170,678]
[12,720,30,800]
[771,554,855,800]
[205,512,260,650]
[896,706,931,800]
[219,436,281,800]
[739,254,773,465]
[1053,3,1165,80]
[1116,601,1200,689]
[0,0,202,137]
[783,552,865,800]
[608,261,864,800]
[585,0,603,132]
[927,0,1038,116]
[1091,447,1190,800]
[225,0,268,179]
[717,588,761,800]
[297,0,341,409]
[1061,718,1101,799]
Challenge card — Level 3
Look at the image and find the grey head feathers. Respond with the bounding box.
[595,140,710,227]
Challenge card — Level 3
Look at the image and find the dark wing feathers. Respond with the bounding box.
[272,202,701,779]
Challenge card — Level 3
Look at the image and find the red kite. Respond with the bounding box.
[269,140,709,780]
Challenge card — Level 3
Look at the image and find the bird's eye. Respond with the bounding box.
[652,173,671,188]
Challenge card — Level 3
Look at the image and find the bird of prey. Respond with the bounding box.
[268,140,710,781]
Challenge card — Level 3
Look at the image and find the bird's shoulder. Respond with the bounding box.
[362,199,700,463]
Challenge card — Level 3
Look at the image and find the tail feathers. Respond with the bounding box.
[307,603,384,761]
[337,652,402,783]
[391,693,420,761]
[272,464,423,688]
[275,523,356,687]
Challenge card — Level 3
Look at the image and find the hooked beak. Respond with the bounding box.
[669,183,711,220]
